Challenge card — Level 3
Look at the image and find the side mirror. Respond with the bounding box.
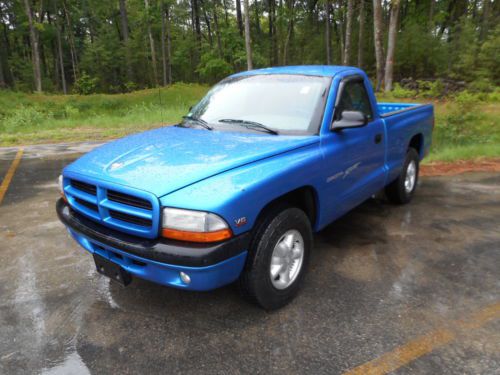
[332,110,368,131]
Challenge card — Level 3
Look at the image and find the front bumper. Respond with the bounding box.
[56,199,249,291]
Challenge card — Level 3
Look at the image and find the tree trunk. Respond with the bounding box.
[56,23,67,94]
[269,0,277,65]
[119,0,130,42]
[343,0,354,65]
[192,0,201,45]
[62,0,79,82]
[437,0,454,40]
[283,0,295,65]
[160,3,173,84]
[384,0,400,92]
[372,0,384,91]
[82,0,96,44]
[438,0,467,42]
[52,6,67,95]
[0,5,8,87]
[276,0,283,65]
[213,0,223,58]
[0,51,5,88]
[47,9,59,89]
[144,0,158,86]
[236,0,244,36]
[222,0,229,25]
[254,0,261,36]
[480,0,491,41]
[166,4,172,84]
[357,0,365,68]
[0,7,10,54]
[337,18,345,65]
[40,40,50,78]
[114,14,122,40]
[200,0,213,48]
[23,0,42,92]
[325,0,331,65]
[243,0,253,69]
[119,0,133,81]
[161,1,167,85]
[428,0,434,29]
[0,5,10,86]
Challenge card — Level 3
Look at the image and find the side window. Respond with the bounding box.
[336,80,373,120]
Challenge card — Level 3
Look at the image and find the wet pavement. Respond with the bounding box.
[0,143,499,374]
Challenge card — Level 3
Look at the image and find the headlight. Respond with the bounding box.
[162,208,232,242]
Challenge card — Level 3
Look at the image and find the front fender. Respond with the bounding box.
[159,143,324,235]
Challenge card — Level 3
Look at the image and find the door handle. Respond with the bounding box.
[374,133,383,144]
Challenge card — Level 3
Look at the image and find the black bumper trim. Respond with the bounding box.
[56,199,250,267]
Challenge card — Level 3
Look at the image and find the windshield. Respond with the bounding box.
[188,74,331,135]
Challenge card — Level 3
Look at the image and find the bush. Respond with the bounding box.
[197,54,233,84]
[73,73,99,95]
[453,91,479,111]
[124,81,138,93]
[476,25,500,85]
[98,98,125,112]
[63,105,80,118]
[427,80,445,98]
[3,105,52,131]
[66,99,94,114]
[392,83,417,98]
[416,79,446,98]
[436,91,487,146]
[486,89,500,103]
[467,79,495,93]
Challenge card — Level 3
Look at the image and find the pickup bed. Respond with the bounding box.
[57,66,433,310]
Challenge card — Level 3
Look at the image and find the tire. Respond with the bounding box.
[238,206,313,310]
[385,148,420,204]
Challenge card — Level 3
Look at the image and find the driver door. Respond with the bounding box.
[321,76,386,222]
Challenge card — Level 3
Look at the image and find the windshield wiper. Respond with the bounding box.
[218,118,279,135]
[181,115,213,131]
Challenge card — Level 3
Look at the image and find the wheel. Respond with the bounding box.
[385,148,420,204]
[239,206,312,310]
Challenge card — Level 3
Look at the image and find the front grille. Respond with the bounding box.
[75,197,98,212]
[71,179,96,195]
[64,177,159,238]
[109,210,152,227]
[108,190,152,210]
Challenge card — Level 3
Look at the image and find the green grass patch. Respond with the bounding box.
[0,83,209,146]
[0,85,499,163]
[377,90,500,163]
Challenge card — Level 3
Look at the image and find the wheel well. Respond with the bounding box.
[254,187,318,229]
[409,133,423,157]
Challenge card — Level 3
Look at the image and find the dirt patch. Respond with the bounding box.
[421,159,500,177]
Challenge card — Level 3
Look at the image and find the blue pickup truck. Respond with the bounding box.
[57,66,433,309]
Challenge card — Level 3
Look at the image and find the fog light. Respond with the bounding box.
[180,272,191,284]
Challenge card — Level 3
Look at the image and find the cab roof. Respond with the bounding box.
[231,65,363,78]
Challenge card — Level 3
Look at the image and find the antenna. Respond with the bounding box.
[158,86,164,125]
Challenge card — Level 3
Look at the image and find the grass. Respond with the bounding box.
[376,91,500,163]
[0,84,498,163]
[0,83,209,146]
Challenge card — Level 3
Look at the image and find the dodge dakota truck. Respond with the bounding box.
[57,66,434,310]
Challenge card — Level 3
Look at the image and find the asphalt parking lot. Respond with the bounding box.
[0,143,499,375]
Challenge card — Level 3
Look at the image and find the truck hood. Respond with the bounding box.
[65,126,319,197]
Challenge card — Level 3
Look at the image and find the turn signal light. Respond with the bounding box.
[58,175,67,202]
[162,228,232,243]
